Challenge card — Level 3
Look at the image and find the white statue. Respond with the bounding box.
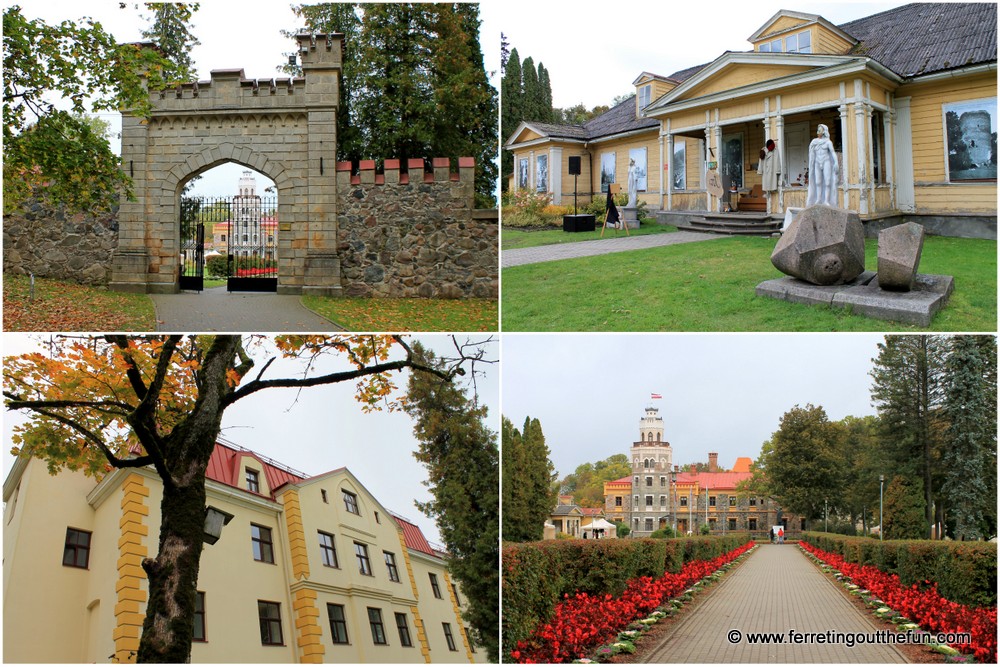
[806,124,839,207]
[626,158,638,208]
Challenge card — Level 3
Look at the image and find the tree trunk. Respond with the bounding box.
[137,477,207,663]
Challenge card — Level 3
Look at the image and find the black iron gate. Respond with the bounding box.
[179,198,205,291]
[179,195,278,293]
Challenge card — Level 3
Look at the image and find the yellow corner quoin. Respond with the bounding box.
[443,571,475,662]
[397,527,433,663]
[283,490,325,663]
[116,474,149,662]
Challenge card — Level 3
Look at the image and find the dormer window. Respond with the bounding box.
[638,84,651,112]
[759,38,783,53]
[785,30,811,53]
[246,469,260,493]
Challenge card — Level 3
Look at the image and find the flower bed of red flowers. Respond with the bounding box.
[511,541,755,663]
[234,267,277,277]
[800,541,997,662]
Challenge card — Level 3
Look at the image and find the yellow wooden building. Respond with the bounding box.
[505,4,997,237]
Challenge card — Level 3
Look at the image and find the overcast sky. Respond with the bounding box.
[13,0,503,197]
[501,1,909,116]
[2,334,499,545]
[502,334,885,481]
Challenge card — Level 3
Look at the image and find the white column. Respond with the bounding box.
[528,150,535,192]
[885,104,896,210]
[838,103,849,209]
[550,147,563,205]
[776,95,785,212]
[704,111,712,211]
[666,130,674,211]
[854,78,868,214]
[658,132,665,211]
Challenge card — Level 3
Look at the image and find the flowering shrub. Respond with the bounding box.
[510,542,754,663]
[800,531,996,608]
[800,541,997,662]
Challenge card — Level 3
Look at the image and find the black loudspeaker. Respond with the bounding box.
[568,156,581,175]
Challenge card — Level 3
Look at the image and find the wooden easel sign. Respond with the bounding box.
[600,183,630,238]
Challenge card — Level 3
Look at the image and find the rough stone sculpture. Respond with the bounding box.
[877,222,925,291]
[770,205,865,285]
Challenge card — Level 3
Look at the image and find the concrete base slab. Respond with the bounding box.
[756,273,954,326]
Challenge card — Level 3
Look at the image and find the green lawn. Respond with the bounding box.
[3,274,157,331]
[502,219,676,250]
[501,236,996,332]
[302,296,498,332]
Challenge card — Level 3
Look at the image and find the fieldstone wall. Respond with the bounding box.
[3,199,119,285]
[335,158,498,299]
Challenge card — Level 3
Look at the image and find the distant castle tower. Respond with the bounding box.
[630,406,673,537]
[959,110,992,166]
[238,170,257,198]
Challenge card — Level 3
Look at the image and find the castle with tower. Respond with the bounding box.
[605,405,799,539]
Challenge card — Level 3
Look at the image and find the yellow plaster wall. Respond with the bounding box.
[2,461,104,663]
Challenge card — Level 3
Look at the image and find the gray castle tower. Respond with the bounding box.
[629,406,673,537]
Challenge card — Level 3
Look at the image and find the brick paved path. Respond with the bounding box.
[640,544,907,663]
[151,286,343,332]
[501,230,721,268]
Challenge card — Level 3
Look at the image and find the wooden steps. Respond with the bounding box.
[671,213,783,236]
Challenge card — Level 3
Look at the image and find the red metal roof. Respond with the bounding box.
[205,441,305,499]
[674,471,753,489]
[393,514,436,557]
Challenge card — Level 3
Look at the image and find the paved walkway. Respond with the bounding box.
[151,286,343,332]
[640,545,907,663]
[501,230,722,268]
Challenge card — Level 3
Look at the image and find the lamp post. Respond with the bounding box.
[879,475,885,542]
[671,466,678,533]
[824,498,828,532]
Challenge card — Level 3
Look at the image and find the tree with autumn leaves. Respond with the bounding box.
[4,334,495,663]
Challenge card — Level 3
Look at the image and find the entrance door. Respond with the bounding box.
[179,198,205,291]
[227,194,278,292]
[784,122,810,187]
[720,132,744,192]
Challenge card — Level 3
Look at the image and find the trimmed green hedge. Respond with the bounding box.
[800,532,997,608]
[502,534,749,656]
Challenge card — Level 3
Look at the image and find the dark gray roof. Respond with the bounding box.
[517,4,995,146]
[839,3,997,77]
[525,121,587,141]
[582,95,659,140]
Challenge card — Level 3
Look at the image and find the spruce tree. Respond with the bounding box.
[501,415,555,542]
[869,335,947,537]
[537,63,553,123]
[500,46,523,191]
[282,3,364,162]
[520,56,542,122]
[141,3,200,82]
[940,336,996,539]
[405,343,499,662]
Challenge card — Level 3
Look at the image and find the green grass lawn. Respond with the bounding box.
[502,219,676,250]
[501,235,996,332]
[302,296,498,332]
[3,274,157,331]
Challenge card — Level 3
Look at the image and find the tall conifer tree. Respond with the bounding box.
[500,46,523,191]
[141,3,200,82]
[940,336,997,539]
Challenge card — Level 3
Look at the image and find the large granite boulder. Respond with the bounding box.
[877,222,924,292]
[771,205,865,285]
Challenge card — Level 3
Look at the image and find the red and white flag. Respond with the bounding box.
[650,393,662,400]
